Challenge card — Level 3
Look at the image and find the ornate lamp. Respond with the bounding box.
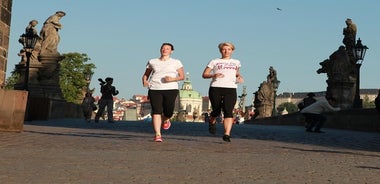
[272,78,280,116]
[352,38,368,108]
[84,70,94,82]
[352,38,368,64]
[20,31,39,91]
[83,70,94,93]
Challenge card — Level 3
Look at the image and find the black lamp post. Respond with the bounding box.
[84,71,93,84]
[19,31,39,91]
[352,38,368,108]
[83,70,94,93]
[272,79,280,116]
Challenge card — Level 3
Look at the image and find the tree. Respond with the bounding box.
[363,95,375,108]
[59,53,96,104]
[4,70,20,90]
[277,102,298,114]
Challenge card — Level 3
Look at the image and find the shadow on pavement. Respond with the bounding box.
[24,119,380,153]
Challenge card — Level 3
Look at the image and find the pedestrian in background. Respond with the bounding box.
[301,96,341,133]
[142,43,185,142]
[298,92,317,127]
[94,77,119,123]
[202,42,244,142]
[81,92,96,122]
[298,92,317,111]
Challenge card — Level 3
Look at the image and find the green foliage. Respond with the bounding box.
[59,53,96,104]
[277,102,298,114]
[4,70,20,90]
[363,95,375,108]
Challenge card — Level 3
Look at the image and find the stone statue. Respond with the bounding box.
[40,11,66,55]
[26,19,38,35]
[342,18,357,52]
[252,80,274,119]
[317,46,355,82]
[317,46,357,109]
[18,20,41,64]
[267,66,277,83]
[252,66,281,119]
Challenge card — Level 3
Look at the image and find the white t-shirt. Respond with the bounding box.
[146,58,183,90]
[207,58,241,88]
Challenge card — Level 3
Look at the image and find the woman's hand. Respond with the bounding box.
[236,76,244,84]
[214,73,224,78]
[164,76,176,82]
[143,80,150,87]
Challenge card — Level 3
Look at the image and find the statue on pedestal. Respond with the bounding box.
[317,18,358,109]
[342,18,357,54]
[252,67,276,119]
[40,11,66,56]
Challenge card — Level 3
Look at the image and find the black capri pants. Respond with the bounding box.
[208,87,237,118]
[148,89,179,118]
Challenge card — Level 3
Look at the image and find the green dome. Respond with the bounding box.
[179,90,202,99]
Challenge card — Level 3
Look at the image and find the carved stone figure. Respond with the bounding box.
[317,46,357,109]
[252,80,274,119]
[40,11,66,55]
[267,66,277,84]
[317,46,355,82]
[18,20,41,64]
[342,18,357,52]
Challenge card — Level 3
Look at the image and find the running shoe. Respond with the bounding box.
[209,122,216,135]
[222,135,231,142]
[154,135,163,142]
[162,119,171,130]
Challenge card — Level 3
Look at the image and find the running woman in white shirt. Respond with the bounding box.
[142,43,185,142]
[202,42,244,142]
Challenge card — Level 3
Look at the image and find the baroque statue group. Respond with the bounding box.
[15,11,66,99]
[252,18,361,119]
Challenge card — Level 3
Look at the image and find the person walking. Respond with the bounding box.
[298,92,317,127]
[81,92,96,122]
[202,42,244,142]
[300,96,341,133]
[142,43,185,142]
[94,77,119,123]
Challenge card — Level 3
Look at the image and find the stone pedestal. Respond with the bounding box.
[326,80,356,109]
[254,103,273,119]
[38,54,64,100]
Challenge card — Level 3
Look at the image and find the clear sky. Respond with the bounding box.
[7,0,380,103]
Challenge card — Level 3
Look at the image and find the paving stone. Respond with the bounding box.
[0,119,379,183]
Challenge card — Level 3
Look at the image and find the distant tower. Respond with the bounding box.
[0,0,12,88]
[177,72,202,122]
[238,86,247,113]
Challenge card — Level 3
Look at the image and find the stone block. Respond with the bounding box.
[0,89,27,132]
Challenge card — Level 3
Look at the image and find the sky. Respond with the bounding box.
[6,0,380,103]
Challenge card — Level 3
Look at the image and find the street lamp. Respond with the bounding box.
[84,71,93,84]
[352,38,368,108]
[272,78,280,116]
[19,31,39,91]
[83,70,93,93]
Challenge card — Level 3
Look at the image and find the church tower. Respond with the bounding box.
[177,72,202,122]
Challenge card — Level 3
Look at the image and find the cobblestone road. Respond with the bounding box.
[0,119,379,184]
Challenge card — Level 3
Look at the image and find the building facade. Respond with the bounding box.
[176,73,202,122]
[0,0,12,88]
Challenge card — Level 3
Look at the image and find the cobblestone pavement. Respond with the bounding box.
[0,119,379,184]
